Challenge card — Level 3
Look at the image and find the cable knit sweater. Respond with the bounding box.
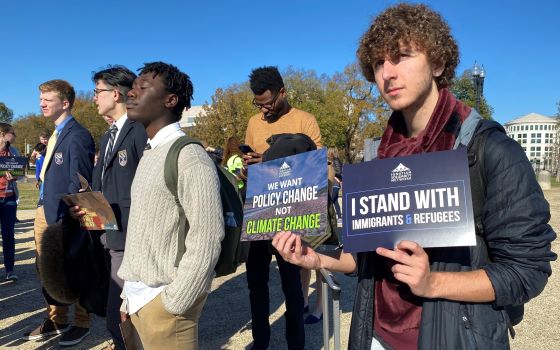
[118,141,224,315]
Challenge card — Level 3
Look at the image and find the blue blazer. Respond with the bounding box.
[92,119,147,250]
[43,118,95,225]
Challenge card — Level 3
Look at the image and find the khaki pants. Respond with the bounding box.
[131,293,207,350]
[34,206,90,327]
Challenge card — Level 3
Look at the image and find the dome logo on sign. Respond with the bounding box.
[391,163,412,182]
[279,162,292,177]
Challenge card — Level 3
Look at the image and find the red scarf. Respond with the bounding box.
[373,88,471,349]
[377,88,471,159]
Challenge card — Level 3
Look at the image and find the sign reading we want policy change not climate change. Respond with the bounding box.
[241,148,328,241]
[342,148,476,253]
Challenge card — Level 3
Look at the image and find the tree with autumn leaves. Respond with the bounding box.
[192,63,389,163]
[11,92,108,155]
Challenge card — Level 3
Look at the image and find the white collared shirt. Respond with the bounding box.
[122,121,186,315]
[146,121,185,149]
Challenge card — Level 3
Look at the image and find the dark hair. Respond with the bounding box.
[221,136,243,167]
[249,66,284,95]
[357,3,459,89]
[34,142,46,153]
[138,62,194,120]
[0,122,12,134]
[92,65,137,99]
[39,131,49,139]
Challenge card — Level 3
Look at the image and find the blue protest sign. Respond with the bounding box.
[342,148,475,252]
[241,148,328,241]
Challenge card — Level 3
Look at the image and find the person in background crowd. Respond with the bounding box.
[33,142,46,188]
[221,136,244,191]
[0,123,20,282]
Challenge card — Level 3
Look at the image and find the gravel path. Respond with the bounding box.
[1,187,558,349]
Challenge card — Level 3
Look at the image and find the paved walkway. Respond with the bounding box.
[1,188,558,349]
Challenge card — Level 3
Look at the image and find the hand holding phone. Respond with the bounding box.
[238,144,254,154]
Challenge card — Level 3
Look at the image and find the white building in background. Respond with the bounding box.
[179,105,206,129]
[504,113,558,170]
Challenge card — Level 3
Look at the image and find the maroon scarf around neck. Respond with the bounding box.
[377,88,471,159]
[372,88,471,349]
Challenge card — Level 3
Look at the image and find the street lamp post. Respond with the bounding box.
[471,61,486,112]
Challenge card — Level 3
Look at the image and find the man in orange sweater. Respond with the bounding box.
[243,66,322,350]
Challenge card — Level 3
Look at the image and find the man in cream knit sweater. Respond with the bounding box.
[117,62,224,349]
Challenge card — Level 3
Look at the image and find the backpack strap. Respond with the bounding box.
[163,136,203,267]
[467,126,489,237]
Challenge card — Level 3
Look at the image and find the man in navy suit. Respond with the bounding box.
[71,65,147,350]
[23,79,95,346]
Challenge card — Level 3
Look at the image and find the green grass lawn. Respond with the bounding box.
[17,180,39,210]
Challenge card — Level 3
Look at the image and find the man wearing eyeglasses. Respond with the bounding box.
[243,66,322,350]
[70,65,147,350]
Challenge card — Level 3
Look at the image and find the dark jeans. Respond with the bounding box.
[0,195,17,273]
[104,248,125,350]
[246,240,305,350]
[332,185,341,218]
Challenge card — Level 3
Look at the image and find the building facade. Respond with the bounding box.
[504,113,558,171]
[179,105,206,129]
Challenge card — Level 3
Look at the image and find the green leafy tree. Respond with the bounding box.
[451,70,494,119]
[0,102,14,123]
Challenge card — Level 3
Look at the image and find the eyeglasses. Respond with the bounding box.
[93,88,114,96]
[252,90,281,110]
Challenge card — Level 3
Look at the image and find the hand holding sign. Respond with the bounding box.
[376,240,434,298]
[272,231,321,270]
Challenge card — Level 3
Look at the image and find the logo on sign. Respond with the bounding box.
[279,162,291,177]
[391,163,411,182]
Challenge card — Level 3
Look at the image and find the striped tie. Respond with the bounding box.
[102,124,118,182]
[39,129,58,182]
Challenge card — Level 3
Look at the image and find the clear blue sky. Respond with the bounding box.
[1,0,559,124]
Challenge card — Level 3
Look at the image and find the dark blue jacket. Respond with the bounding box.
[348,112,557,349]
[43,118,95,225]
[92,118,146,250]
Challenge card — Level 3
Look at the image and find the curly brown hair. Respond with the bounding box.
[357,3,459,89]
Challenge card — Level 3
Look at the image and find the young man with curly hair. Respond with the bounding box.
[117,62,223,349]
[272,3,556,349]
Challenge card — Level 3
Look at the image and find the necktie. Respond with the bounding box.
[102,124,118,182]
[39,129,58,182]
[144,143,152,150]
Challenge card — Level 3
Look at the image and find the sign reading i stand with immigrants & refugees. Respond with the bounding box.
[342,148,476,253]
[241,148,328,241]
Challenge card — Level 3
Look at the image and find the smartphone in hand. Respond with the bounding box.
[239,144,255,154]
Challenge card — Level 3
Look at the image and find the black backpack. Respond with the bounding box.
[164,136,249,277]
[467,121,524,329]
